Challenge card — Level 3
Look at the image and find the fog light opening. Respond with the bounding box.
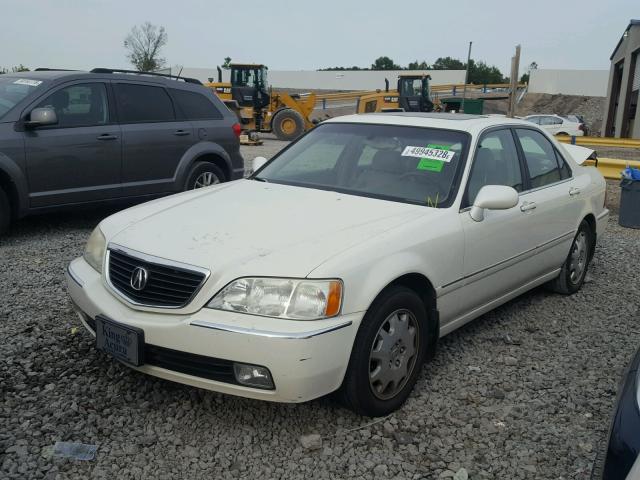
[233,363,275,390]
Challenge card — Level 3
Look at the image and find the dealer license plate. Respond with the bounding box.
[95,316,144,366]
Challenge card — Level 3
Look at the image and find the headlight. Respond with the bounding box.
[207,277,342,320]
[83,226,106,273]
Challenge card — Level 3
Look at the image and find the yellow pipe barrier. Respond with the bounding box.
[585,158,640,180]
[556,136,640,149]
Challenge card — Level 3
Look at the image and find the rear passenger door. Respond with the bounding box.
[514,128,582,272]
[114,82,194,196]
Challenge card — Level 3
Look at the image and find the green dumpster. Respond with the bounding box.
[441,98,484,114]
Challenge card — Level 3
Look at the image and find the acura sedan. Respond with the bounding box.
[66,112,609,417]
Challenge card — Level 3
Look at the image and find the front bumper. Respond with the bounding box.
[66,257,362,403]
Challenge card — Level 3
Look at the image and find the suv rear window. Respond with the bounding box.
[170,89,222,120]
[114,84,175,123]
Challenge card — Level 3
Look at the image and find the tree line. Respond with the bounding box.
[320,56,536,84]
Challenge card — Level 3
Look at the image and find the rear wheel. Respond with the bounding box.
[184,162,226,190]
[339,286,432,417]
[0,187,10,235]
[547,220,593,294]
[271,109,305,141]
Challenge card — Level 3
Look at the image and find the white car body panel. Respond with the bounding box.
[67,113,609,403]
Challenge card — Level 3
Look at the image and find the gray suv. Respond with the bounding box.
[0,68,245,234]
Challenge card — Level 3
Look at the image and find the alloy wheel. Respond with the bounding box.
[193,171,220,189]
[569,231,588,283]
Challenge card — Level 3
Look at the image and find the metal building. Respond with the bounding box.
[603,19,640,138]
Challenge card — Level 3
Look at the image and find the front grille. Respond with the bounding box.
[82,318,239,385]
[144,344,239,385]
[107,248,207,308]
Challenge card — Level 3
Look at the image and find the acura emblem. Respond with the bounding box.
[130,267,149,291]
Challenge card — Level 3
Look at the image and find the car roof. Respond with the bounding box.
[325,112,535,133]
[1,69,201,87]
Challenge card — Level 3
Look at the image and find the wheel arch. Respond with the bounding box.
[0,155,28,219]
[174,142,233,187]
[582,213,597,260]
[365,272,440,360]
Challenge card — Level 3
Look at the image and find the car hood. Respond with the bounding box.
[106,180,427,281]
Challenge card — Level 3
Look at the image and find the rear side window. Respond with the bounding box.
[170,89,222,120]
[516,129,562,188]
[114,84,175,123]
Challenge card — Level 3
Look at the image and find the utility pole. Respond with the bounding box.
[461,41,472,113]
[507,44,521,118]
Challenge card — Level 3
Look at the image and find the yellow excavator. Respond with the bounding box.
[357,73,435,114]
[206,64,316,141]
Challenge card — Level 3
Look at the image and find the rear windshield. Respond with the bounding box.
[0,77,45,120]
[256,123,470,208]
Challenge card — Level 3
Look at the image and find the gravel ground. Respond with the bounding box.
[1,139,639,479]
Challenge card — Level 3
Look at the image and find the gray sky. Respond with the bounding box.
[1,0,636,75]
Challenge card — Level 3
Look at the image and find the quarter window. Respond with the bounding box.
[35,83,108,127]
[114,84,175,123]
[516,129,562,188]
[170,89,222,120]
[466,129,523,205]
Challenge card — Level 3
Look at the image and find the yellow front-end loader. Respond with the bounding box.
[206,64,316,141]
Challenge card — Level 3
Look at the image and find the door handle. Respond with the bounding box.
[520,201,537,212]
[174,130,191,136]
[569,187,581,196]
[97,134,118,141]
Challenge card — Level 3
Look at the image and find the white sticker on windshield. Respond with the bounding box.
[402,145,455,162]
[13,79,42,87]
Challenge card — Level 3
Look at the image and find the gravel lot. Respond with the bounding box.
[1,139,639,479]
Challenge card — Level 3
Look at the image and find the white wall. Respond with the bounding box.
[169,67,466,90]
[529,69,608,97]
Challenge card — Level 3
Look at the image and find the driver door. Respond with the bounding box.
[459,128,539,312]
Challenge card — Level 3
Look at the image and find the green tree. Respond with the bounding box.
[222,57,232,69]
[468,60,505,84]
[407,60,430,70]
[520,61,538,83]
[0,65,30,75]
[124,22,168,72]
[431,57,466,70]
[371,56,400,70]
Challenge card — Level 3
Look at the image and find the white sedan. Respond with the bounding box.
[524,114,585,136]
[66,113,609,417]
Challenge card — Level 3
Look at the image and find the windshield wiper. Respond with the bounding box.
[252,176,268,183]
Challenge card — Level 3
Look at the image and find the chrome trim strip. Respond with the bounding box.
[66,263,84,288]
[190,319,353,339]
[440,230,575,289]
[105,243,211,310]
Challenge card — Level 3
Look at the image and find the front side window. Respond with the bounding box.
[114,84,175,123]
[0,77,46,120]
[516,129,562,188]
[35,83,108,127]
[170,89,222,120]
[256,123,470,207]
[466,129,523,205]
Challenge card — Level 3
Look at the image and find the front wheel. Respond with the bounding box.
[0,187,10,235]
[547,220,593,294]
[339,286,432,417]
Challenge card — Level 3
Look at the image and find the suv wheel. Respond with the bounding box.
[0,187,10,235]
[339,285,432,417]
[185,162,226,190]
[271,109,305,141]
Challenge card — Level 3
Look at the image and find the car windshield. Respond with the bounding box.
[256,122,470,207]
[0,76,44,120]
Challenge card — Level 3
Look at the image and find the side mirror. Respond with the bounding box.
[25,107,57,128]
[469,185,519,222]
[252,156,268,173]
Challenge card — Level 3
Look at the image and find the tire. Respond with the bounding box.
[547,220,593,295]
[184,162,226,190]
[0,187,10,236]
[271,109,305,141]
[339,285,432,417]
